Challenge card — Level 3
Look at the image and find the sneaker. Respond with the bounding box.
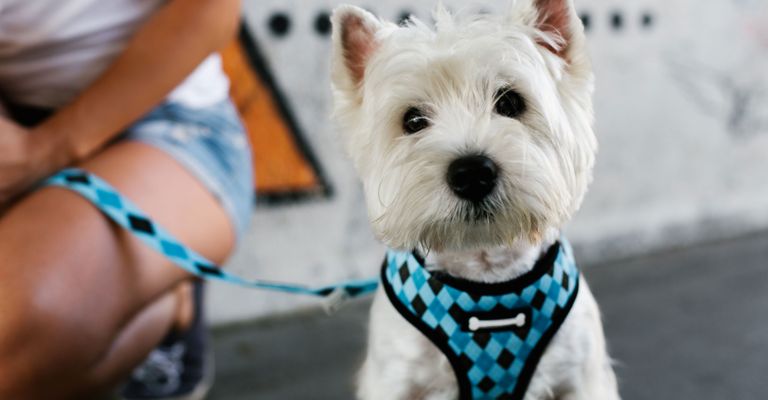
[120,281,213,400]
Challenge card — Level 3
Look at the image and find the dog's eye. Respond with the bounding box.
[402,107,430,135]
[494,89,526,119]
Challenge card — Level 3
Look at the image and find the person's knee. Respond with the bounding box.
[0,281,113,394]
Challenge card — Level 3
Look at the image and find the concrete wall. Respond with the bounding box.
[209,0,768,324]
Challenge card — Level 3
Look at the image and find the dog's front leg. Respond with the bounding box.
[555,285,620,400]
[558,348,619,400]
[357,289,458,400]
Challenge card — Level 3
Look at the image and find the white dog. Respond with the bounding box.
[331,2,619,399]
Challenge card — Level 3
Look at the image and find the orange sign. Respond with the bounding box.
[221,26,331,204]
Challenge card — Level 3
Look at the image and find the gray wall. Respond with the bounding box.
[209,0,768,324]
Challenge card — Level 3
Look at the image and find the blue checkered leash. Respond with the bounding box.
[45,168,578,397]
[46,168,581,398]
[45,168,379,311]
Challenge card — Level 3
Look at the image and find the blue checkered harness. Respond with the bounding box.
[44,168,379,301]
[382,242,579,400]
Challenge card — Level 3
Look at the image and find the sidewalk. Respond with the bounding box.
[209,232,768,400]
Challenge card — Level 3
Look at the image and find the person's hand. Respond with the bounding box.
[0,117,67,209]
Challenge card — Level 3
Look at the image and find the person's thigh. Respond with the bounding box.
[0,141,234,394]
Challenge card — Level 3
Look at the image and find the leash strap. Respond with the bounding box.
[44,168,379,303]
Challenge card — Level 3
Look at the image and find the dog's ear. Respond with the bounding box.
[529,0,583,61]
[331,5,383,92]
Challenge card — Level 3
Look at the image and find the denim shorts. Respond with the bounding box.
[123,99,254,241]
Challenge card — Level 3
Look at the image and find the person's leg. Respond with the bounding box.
[0,141,235,399]
[84,287,181,395]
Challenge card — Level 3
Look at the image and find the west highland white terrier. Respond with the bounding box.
[331,1,619,399]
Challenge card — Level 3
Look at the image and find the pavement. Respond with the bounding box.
[208,232,768,400]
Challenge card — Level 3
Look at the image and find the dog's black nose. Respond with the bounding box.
[447,155,498,202]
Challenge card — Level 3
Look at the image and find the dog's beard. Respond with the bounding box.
[371,190,551,252]
[418,215,545,252]
[460,200,497,223]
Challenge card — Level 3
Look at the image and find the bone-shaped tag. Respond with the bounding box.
[468,313,526,331]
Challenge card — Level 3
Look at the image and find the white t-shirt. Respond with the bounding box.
[0,0,230,109]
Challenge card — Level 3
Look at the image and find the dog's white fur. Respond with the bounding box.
[330,2,619,399]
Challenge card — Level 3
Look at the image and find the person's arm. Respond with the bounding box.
[0,0,240,207]
[41,0,241,162]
